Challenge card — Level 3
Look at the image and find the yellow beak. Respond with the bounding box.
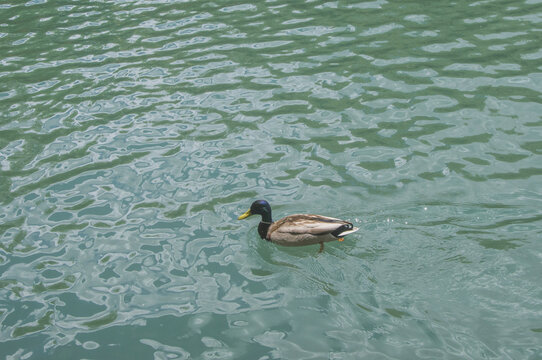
[238,209,252,220]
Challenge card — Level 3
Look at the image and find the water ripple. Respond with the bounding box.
[1,0,542,358]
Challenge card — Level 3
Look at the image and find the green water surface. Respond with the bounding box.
[1,0,541,359]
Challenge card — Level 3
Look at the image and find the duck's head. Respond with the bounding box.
[238,200,272,222]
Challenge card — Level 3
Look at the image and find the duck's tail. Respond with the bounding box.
[336,227,359,237]
[332,223,359,237]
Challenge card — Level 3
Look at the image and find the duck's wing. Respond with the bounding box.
[270,214,352,235]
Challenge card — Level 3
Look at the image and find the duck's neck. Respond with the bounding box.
[258,221,271,240]
[260,211,272,224]
[257,212,273,240]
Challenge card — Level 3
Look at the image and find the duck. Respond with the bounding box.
[238,200,359,252]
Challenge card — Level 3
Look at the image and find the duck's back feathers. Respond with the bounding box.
[269,214,345,234]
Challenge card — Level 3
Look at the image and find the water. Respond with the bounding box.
[1,0,541,358]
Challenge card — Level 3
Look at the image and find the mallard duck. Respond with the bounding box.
[238,200,359,252]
